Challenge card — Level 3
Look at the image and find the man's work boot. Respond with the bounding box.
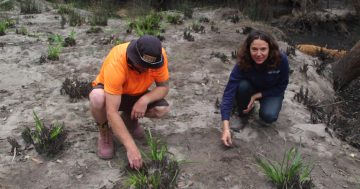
[97,122,114,159]
[121,112,145,139]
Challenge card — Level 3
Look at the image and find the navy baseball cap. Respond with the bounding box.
[127,35,164,69]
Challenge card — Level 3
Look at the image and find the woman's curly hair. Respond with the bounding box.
[237,30,281,71]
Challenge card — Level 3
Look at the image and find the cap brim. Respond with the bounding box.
[127,40,164,69]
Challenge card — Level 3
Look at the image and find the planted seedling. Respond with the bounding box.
[256,144,314,189]
[21,111,67,157]
[125,129,180,189]
[183,29,194,41]
[211,52,229,63]
[64,29,76,47]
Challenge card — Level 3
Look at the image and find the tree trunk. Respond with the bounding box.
[332,40,360,91]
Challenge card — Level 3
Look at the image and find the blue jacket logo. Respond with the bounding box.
[268,70,280,74]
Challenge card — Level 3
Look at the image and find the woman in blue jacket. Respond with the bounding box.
[221,30,289,146]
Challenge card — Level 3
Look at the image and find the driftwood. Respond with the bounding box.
[332,40,360,90]
[296,44,347,59]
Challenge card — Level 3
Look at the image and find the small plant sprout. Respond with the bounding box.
[64,29,76,47]
[199,16,210,23]
[16,26,28,35]
[211,52,229,63]
[183,29,194,41]
[47,34,63,60]
[256,144,314,189]
[47,44,62,60]
[231,50,237,59]
[49,34,64,45]
[191,22,205,33]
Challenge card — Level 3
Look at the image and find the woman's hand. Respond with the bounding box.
[221,120,232,147]
[222,129,232,147]
[243,92,262,114]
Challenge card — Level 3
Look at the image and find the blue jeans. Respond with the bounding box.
[235,80,284,123]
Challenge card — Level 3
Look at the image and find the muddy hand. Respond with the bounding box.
[221,129,232,147]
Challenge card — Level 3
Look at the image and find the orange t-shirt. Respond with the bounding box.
[92,42,169,95]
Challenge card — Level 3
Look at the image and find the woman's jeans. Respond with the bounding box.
[235,80,283,123]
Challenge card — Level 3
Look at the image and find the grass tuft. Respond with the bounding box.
[125,129,180,189]
[63,29,76,47]
[47,34,63,60]
[20,0,42,14]
[256,145,314,189]
[89,7,108,26]
[166,13,183,25]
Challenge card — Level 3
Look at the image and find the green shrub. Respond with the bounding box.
[89,8,108,26]
[68,11,84,26]
[16,26,28,35]
[21,111,67,156]
[166,14,183,25]
[256,145,314,189]
[130,12,163,37]
[57,3,73,15]
[0,21,6,36]
[20,0,42,14]
[0,0,14,11]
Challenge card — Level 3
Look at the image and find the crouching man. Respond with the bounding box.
[89,35,170,169]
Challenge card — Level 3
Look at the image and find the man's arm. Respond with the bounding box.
[131,80,169,119]
[105,93,142,169]
[142,80,169,102]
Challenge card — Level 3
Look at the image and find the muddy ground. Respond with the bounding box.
[1,2,360,189]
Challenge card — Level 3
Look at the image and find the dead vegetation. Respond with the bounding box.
[60,78,92,101]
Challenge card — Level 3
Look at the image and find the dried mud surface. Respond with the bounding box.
[0,4,360,189]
